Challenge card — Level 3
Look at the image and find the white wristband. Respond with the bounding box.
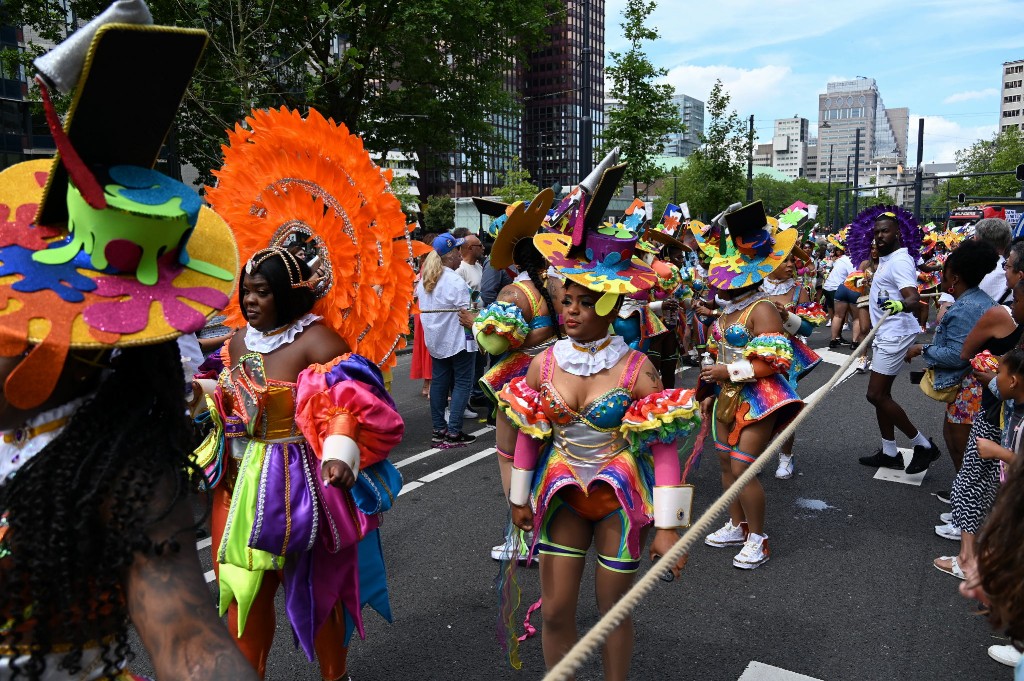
[726,359,756,382]
[509,467,534,506]
[648,300,664,314]
[783,311,803,335]
[322,434,360,475]
[653,485,694,529]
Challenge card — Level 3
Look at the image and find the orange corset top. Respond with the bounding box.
[220,351,300,441]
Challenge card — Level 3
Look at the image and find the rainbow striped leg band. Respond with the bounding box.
[654,485,694,529]
[730,448,757,465]
[509,467,534,506]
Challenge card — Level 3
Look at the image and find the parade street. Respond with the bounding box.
[132,331,1009,681]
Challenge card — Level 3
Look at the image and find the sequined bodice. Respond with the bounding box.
[219,351,300,440]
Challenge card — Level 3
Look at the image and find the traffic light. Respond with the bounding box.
[1016,163,1024,182]
[957,192,966,204]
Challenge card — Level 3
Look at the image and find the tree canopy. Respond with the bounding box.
[681,80,749,218]
[493,156,541,204]
[422,195,455,233]
[600,0,681,198]
[2,0,558,183]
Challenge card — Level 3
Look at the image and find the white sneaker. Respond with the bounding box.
[733,533,770,569]
[988,644,1022,667]
[490,532,535,563]
[855,355,868,373]
[939,511,953,523]
[705,520,748,547]
[775,454,794,479]
[935,522,962,541]
[444,407,478,421]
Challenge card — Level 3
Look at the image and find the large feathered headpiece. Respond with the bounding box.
[847,204,920,267]
[206,107,417,369]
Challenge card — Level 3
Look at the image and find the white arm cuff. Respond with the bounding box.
[783,311,803,335]
[653,485,694,529]
[322,434,360,475]
[726,359,756,382]
[509,467,534,506]
[648,300,664,314]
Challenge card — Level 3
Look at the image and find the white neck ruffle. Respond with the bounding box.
[762,277,796,296]
[553,335,630,377]
[245,313,321,353]
[1,395,90,487]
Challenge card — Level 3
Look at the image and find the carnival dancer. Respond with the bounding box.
[762,232,827,480]
[637,205,690,387]
[699,201,803,569]
[496,199,701,680]
[201,107,415,680]
[472,190,560,562]
[0,5,257,678]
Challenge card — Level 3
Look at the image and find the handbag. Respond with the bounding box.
[919,367,958,403]
[351,459,404,515]
[714,383,743,425]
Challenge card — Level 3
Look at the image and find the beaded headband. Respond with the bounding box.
[245,246,318,290]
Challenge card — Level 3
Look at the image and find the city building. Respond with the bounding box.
[771,116,810,180]
[661,93,704,157]
[805,139,818,181]
[1002,59,1024,133]
[1,25,55,167]
[752,143,773,169]
[816,77,909,188]
[522,0,606,192]
[371,151,421,215]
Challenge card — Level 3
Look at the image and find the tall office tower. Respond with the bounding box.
[772,116,809,179]
[522,0,605,190]
[816,78,908,186]
[1001,59,1024,133]
[660,93,704,157]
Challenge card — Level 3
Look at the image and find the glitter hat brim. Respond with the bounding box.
[706,227,798,290]
[489,188,554,271]
[533,232,657,295]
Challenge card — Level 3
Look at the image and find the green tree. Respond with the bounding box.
[387,174,419,218]
[684,80,748,218]
[943,128,1024,202]
[493,155,541,204]
[422,195,455,233]
[601,0,681,198]
[2,0,558,183]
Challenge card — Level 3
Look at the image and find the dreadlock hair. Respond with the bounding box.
[0,341,202,679]
[513,237,561,339]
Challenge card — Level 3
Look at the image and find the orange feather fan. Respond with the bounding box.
[206,107,417,368]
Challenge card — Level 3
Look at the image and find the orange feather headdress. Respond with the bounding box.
[206,107,418,369]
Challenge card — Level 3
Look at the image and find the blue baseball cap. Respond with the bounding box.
[432,233,465,255]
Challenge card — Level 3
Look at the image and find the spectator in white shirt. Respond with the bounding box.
[859,213,941,472]
[975,218,1013,304]
[456,234,485,294]
[823,249,856,348]
[416,233,480,447]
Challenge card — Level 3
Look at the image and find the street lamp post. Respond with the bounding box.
[845,154,852,225]
[825,143,834,230]
[852,127,862,217]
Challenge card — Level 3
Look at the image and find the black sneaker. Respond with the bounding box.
[443,431,477,448]
[905,439,941,474]
[828,337,851,349]
[431,429,446,444]
[858,450,905,469]
[934,490,951,504]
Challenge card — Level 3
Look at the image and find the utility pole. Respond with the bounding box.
[852,127,861,217]
[579,0,592,179]
[913,118,925,221]
[746,114,754,202]
[825,144,834,230]
[845,155,852,225]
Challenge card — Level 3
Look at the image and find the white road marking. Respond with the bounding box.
[394,425,494,469]
[398,480,425,496]
[418,448,496,483]
[738,661,824,681]
[873,448,927,486]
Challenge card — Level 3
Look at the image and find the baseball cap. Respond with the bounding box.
[432,232,465,255]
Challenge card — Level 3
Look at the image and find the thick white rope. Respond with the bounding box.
[542,312,891,680]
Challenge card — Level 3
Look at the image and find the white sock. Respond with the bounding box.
[911,431,931,449]
[881,438,898,457]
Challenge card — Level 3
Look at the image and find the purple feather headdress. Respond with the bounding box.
[847,204,920,266]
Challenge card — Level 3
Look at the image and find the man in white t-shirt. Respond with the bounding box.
[456,234,485,294]
[974,218,1012,303]
[860,212,941,473]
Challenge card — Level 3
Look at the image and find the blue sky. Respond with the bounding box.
[604,0,1021,163]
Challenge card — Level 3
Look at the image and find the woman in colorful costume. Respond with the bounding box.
[498,207,701,680]
[472,190,560,561]
[761,231,826,480]
[199,107,416,680]
[636,205,689,387]
[0,5,257,678]
[699,201,803,569]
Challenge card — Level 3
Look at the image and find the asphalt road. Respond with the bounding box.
[131,325,1013,681]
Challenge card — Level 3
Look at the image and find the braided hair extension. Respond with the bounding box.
[513,238,561,339]
[0,341,202,679]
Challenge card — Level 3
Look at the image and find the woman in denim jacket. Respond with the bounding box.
[906,240,999,472]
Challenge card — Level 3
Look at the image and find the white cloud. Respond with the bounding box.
[907,114,997,164]
[943,88,999,104]
[662,64,794,120]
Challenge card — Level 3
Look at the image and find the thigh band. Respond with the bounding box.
[496,446,513,461]
[730,447,757,465]
[537,496,588,559]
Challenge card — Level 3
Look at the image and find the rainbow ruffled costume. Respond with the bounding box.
[198,349,403,661]
[497,348,700,561]
[709,299,803,446]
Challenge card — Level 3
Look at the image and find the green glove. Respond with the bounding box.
[881,299,904,314]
